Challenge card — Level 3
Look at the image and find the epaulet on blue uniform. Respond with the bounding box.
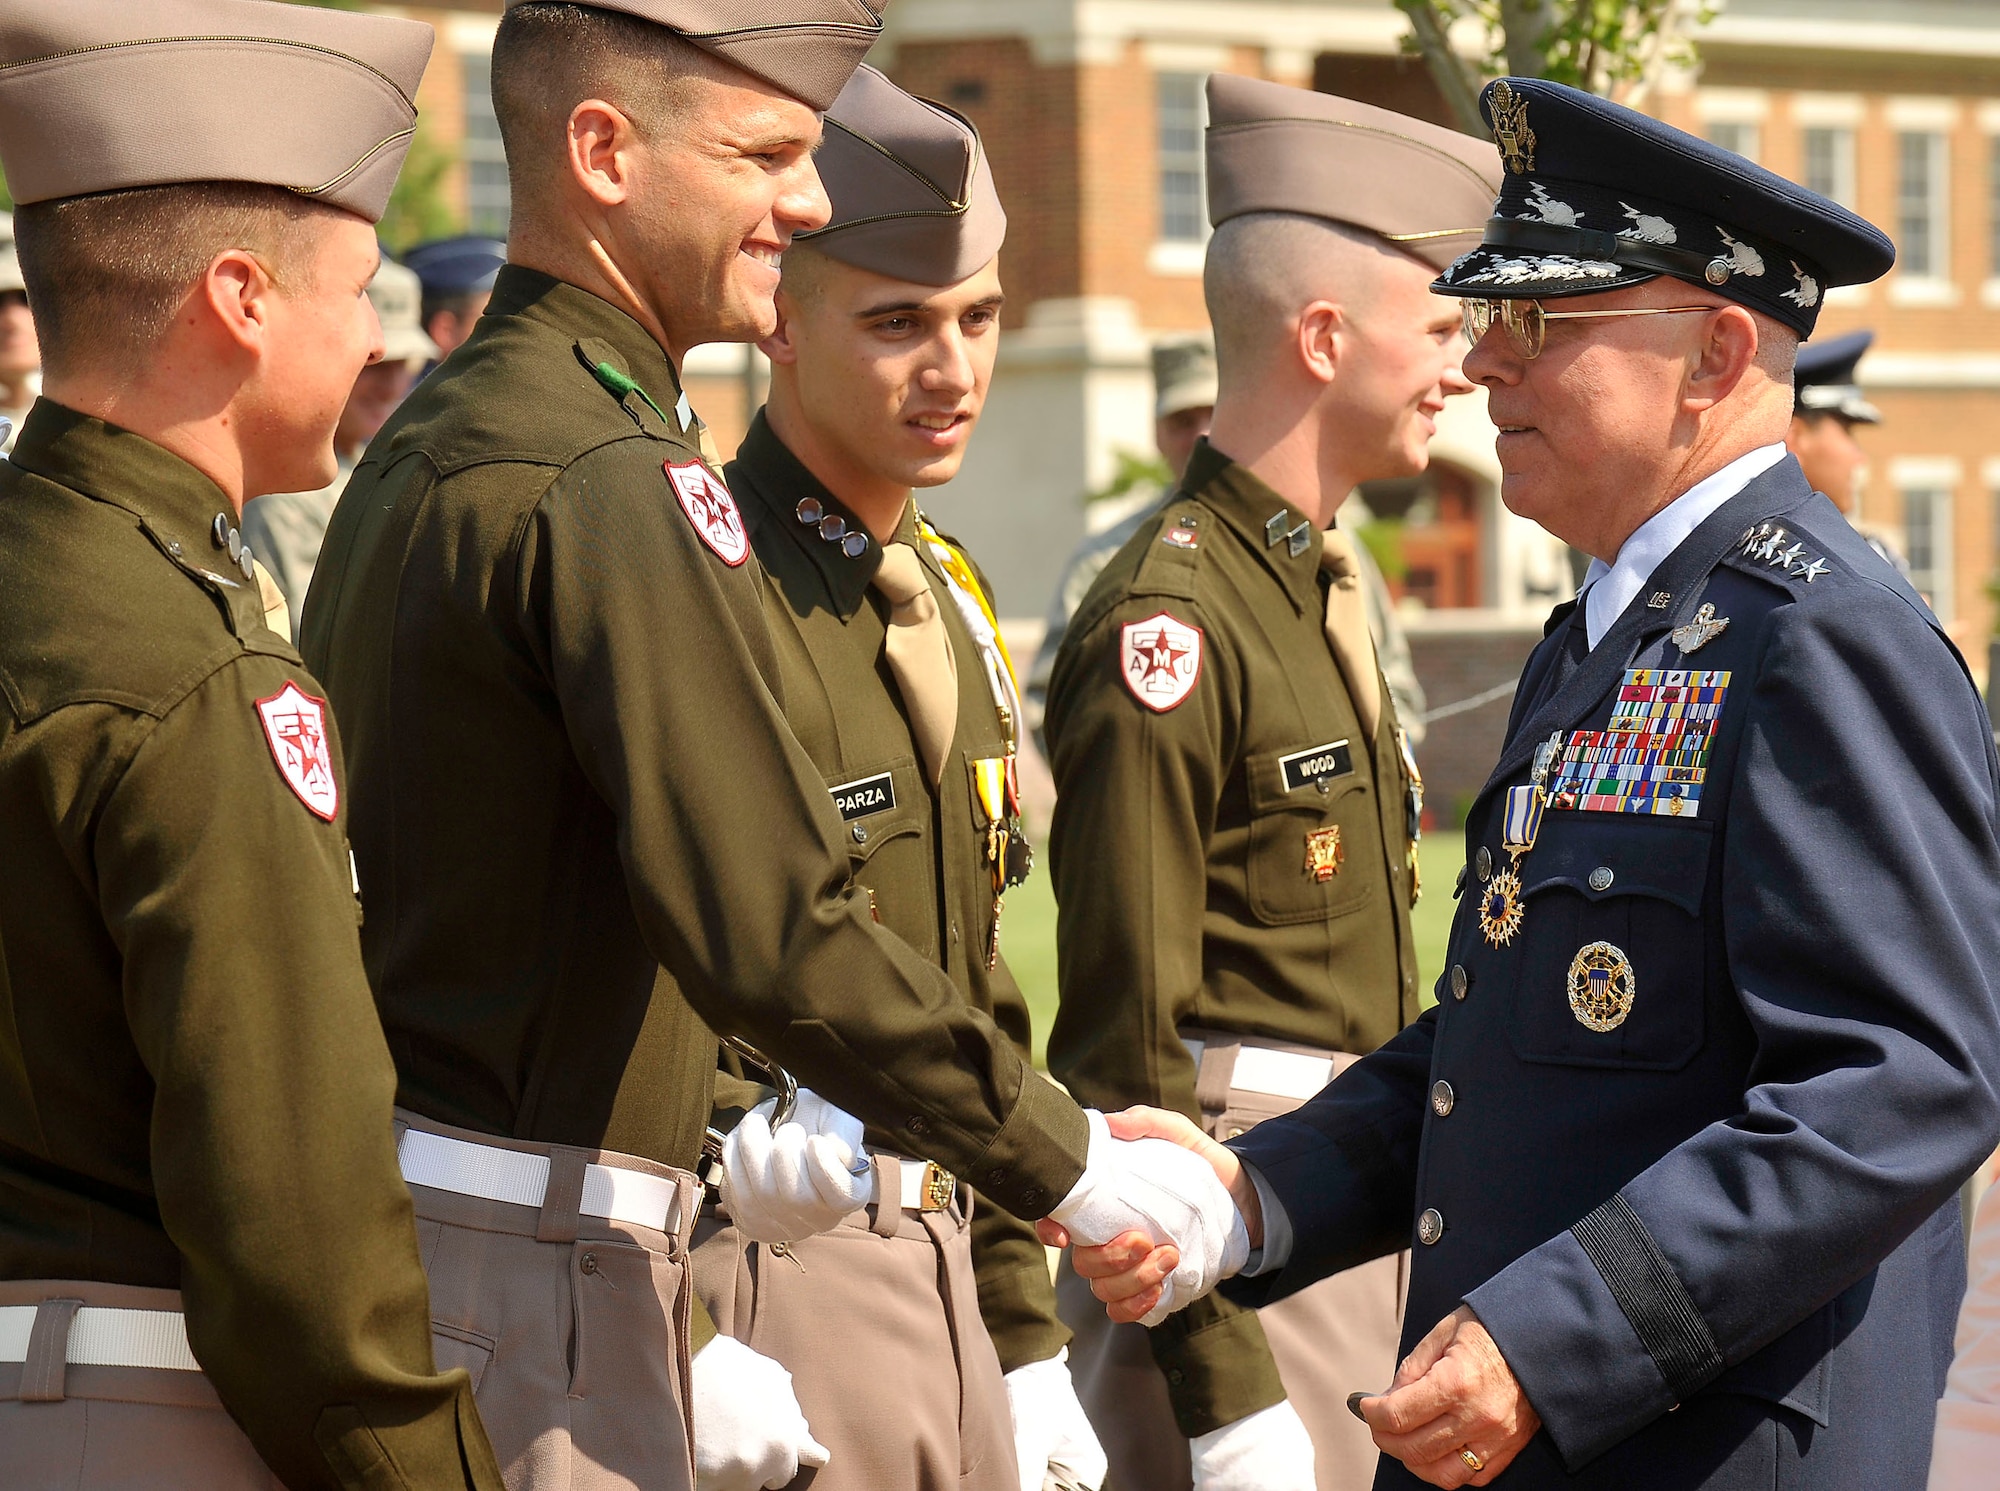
[1720,517,1837,592]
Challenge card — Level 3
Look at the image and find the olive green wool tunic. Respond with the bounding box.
[0,403,499,1490]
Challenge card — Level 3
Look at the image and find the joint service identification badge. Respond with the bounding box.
[1568,941,1636,1031]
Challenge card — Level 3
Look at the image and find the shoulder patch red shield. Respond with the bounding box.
[666,460,748,567]
[256,683,338,821]
[1120,612,1203,712]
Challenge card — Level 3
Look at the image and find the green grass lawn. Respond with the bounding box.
[1011,835,1463,1067]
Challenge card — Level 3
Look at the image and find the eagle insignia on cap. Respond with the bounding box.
[1489,79,1536,175]
[1782,261,1821,308]
[1619,204,1677,245]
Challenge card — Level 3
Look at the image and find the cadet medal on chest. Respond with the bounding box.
[919,514,1034,969]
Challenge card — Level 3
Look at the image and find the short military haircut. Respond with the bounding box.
[1203,212,1398,389]
[16,183,344,380]
[492,3,743,211]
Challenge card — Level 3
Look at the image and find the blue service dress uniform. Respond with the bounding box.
[1226,456,2000,1487]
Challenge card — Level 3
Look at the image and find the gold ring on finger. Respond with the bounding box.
[1459,1447,1485,1473]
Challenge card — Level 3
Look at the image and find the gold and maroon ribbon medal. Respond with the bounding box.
[974,756,1032,969]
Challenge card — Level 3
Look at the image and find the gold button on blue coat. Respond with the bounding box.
[1417,1208,1445,1245]
[1431,1080,1455,1117]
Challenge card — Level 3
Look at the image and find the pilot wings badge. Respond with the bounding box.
[1489,80,1536,175]
[1670,602,1729,655]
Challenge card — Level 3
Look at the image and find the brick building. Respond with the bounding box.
[360,0,2000,808]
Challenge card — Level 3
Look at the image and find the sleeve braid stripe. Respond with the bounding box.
[1571,1193,1724,1404]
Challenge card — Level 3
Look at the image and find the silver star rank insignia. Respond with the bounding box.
[1670,602,1729,654]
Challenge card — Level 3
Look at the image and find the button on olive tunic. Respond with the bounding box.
[301,270,1087,1350]
[727,413,1064,1369]
[1043,439,1420,1429]
[0,403,498,1490]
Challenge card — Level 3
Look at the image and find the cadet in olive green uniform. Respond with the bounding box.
[0,5,501,1489]
[1043,78,1500,1491]
[303,8,1232,1490]
[694,66,1106,1491]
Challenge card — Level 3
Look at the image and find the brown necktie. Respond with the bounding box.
[1320,529,1383,743]
[873,542,959,786]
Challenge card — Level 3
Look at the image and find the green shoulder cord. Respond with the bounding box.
[590,360,677,432]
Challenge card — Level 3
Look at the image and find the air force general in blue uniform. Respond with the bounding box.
[1223,80,2000,1488]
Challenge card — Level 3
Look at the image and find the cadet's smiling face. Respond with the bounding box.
[1327,253,1474,483]
[618,73,829,351]
[238,213,385,498]
[767,254,1005,502]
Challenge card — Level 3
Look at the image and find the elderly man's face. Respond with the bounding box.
[1466,279,1726,558]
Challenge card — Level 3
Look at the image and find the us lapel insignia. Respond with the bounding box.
[1670,602,1729,654]
[1305,826,1344,882]
[1568,941,1637,1032]
[1490,79,1536,174]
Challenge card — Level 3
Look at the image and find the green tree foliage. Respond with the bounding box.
[378,117,464,253]
[1394,0,1710,131]
[1085,448,1173,507]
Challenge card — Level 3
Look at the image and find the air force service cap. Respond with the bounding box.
[403,236,508,299]
[1204,74,1503,272]
[1433,77,1895,336]
[796,65,1006,286]
[0,0,432,224]
[502,0,884,113]
[1794,329,1880,424]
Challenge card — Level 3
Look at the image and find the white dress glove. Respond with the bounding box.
[690,1335,832,1491]
[718,1087,873,1243]
[1003,1348,1108,1491]
[1048,1111,1249,1325]
[1188,1401,1316,1491]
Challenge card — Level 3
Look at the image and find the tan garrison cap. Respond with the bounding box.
[796,65,1006,286]
[504,0,884,113]
[372,259,441,368]
[0,0,431,224]
[1206,74,1502,272]
[1152,337,1217,419]
[0,215,20,295]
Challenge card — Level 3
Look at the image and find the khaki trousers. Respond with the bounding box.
[691,1155,1018,1491]
[1060,1035,1408,1491]
[0,1279,282,1491]
[401,1110,699,1491]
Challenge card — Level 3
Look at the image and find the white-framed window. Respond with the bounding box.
[1156,71,1206,245]
[1896,130,1950,282]
[463,48,510,236]
[1891,457,1963,618]
[1801,127,1856,208]
[1706,121,1760,163]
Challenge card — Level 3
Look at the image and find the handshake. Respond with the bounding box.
[720,1093,1258,1323]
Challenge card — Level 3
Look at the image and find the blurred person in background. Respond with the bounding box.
[0,212,40,454]
[1784,327,1909,576]
[402,233,504,365]
[242,254,435,635]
